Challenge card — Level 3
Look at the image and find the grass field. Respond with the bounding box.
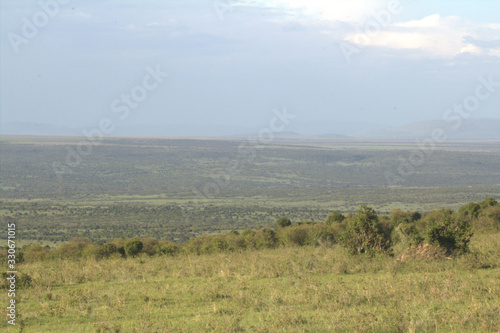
[2,233,499,332]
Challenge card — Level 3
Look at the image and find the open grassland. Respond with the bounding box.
[1,136,500,243]
[2,185,500,244]
[2,233,499,332]
[1,136,500,332]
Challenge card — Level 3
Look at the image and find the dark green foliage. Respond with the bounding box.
[124,240,143,257]
[211,236,230,252]
[280,225,310,246]
[1,272,31,289]
[458,202,481,221]
[340,205,391,255]
[255,228,278,249]
[325,211,345,226]
[21,244,49,262]
[478,197,498,209]
[141,237,159,256]
[389,209,421,228]
[276,217,292,229]
[101,243,118,257]
[391,223,423,246]
[156,242,179,256]
[3,200,496,262]
[426,215,473,254]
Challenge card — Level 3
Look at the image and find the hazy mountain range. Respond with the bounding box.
[1,118,500,140]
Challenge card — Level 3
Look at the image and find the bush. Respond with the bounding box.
[21,244,49,262]
[156,241,179,256]
[254,228,278,249]
[340,205,391,255]
[279,225,310,246]
[1,272,32,289]
[325,211,345,226]
[141,237,159,256]
[391,223,423,246]
[54,238,91,259]
[276,217,292,229]
[458,202,481,222]
[124,240,144,258]
[425,215,472,254]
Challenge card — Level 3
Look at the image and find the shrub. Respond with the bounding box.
[254,228,278,249]
[141,237,159,256]
[124,239,144,258]
[21,244,49,262]
[279,225,310,246]
[1,272,32,289]
[425,215,472,254]
[340,205,391,255]
[211,236,230,252]
[458,202,481,222]
[391,223,423,246]
[156,241,179,256]
[101,243,118,258]
[325,211,345,226]
[54,238,91,259]
[276,217,292,229]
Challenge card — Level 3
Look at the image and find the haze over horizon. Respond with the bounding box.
[1,0,500,137]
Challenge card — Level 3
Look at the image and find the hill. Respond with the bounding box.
[355,118,500,140]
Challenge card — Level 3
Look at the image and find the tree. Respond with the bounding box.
[325,211,345,226]
[458,202,481,222]
[276,217,292,229]
[426,215,472,254]
[340,205,390,255]
[124,239,143,258]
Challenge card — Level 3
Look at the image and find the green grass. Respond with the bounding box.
[2,233,499,332]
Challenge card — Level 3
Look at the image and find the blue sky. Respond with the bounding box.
[1,0,499,135]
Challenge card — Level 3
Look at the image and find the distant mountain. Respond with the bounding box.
[290,120,386,137]
[316,133,351,139]
[355,118,500,140]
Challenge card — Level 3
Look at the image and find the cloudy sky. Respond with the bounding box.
[1,0,499,136]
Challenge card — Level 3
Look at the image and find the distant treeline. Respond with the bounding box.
[3,198,499,263]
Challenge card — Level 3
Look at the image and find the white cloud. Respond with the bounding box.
[252,0,379,22]
[344,14,500,58]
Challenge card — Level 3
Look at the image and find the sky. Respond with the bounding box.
[1,0,500,136]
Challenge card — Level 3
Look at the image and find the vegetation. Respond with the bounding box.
[1,137,500,244]
[0,203,498,331]
[4,199,497,262]
[1,136,499,331]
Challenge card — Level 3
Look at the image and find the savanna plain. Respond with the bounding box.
[0,136,499,332]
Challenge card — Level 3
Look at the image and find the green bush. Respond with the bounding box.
[276,217,292,229]
[340,205,391,255]
[21,244,49,262]
[156,241,179,256]
[124,240,144,258]
[425,215,472,254]
[254,228,278,249]
[325,211,345,226]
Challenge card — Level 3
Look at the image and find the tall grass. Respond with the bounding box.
[1,233,498,332]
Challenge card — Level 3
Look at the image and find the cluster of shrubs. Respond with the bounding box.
[3,198,499,263]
